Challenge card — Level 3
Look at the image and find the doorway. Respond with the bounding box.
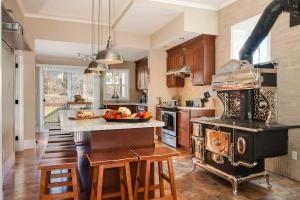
[39,65,100,131]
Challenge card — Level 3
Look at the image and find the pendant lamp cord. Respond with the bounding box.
[109,0,111,39]
[91,0,95,57]
[98,0,101,52]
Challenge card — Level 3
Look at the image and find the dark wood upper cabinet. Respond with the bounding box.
[166,52,184,88]
[192,35,215,85]
[135,58,149,90]
[166,35,216,87]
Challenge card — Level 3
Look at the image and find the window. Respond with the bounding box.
[231,14,270,64]
[104,69,129,101]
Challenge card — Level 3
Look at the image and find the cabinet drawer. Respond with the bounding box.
[178,128,190,147]
[178,110,190,130]
[156,107,161,116]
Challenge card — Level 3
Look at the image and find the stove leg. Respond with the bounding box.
[231,178,239,195]
[265,172,272,189]
[193,163,196,173]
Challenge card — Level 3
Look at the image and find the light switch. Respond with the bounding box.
[292,151,298,160]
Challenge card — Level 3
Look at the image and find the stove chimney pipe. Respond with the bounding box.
[239,0,300,63]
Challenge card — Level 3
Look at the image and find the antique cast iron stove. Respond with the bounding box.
[191,0,300,194]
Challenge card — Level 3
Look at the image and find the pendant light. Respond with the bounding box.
[84,0,99,75]
[89,0,110,72]
[96,0,123,64]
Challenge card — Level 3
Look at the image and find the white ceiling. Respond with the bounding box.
[114,3,181,34]
[16,0,129,24]
[149,0,237,10]
[35,39,148,61]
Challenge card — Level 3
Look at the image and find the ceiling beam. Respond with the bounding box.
[112,0,134,29]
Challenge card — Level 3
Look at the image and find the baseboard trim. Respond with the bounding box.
[24,139,36,149]
[3,152,15,179]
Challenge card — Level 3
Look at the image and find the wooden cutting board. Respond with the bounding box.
[68,115,102,120]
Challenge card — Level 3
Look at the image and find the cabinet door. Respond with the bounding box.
[166,54,184,88]
[178,109,190,131]
[175,53,185,68]
[192,45,204,85]
[178,128,190,147]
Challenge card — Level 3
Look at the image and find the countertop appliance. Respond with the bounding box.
[160,107,178,148]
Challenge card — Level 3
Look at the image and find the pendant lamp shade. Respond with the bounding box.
[96,36,123,64]
[84,67,102,75]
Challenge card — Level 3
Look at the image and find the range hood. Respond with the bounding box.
[2,5,31,51]
[166,66,191,77]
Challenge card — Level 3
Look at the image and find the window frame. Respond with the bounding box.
[103,69,130,101]
[230,14,271,64]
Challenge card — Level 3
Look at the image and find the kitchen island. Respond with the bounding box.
[59,109,164,199]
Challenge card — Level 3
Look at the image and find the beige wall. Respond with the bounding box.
[1,45,16,177]
[176,78,213,105]
[216,0,300,180]
[148,50,177,114]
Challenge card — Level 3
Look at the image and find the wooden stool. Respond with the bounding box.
[49,132,72,137]
[48,137,74,143]
[45,145,76,153]
[86,150,138,200]
[49,134,73,139]
[43,150,77,160]
[39,157,79,200]
[47,141,75,147]
[131,147,179,200]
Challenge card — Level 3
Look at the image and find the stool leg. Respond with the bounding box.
[144,160,151,200]
[71,167,80,200]
[119,167,126,200]
[158,161,165,197]
[96,165,104,200]
[125,162,134,200]
[90,167,98,200]
[134,161,141,200]
[39,170,47,200]
[167,157,177,200]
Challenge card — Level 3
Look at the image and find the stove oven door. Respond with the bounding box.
[192,137,205,162]
[234,131,254,163]
[205,129,230,157]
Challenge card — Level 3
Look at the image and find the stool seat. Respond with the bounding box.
[43,151,77,159]
[87,150,138,167]
[39,157,77,170]
[131,147,179,160]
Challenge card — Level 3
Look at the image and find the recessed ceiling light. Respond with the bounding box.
[179,37,185,40]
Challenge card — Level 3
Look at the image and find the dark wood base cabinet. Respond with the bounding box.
[178,109,215,152]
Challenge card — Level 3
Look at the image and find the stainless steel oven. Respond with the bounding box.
[160,109,177,147]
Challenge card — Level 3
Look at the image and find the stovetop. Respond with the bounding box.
[191,117,300,132]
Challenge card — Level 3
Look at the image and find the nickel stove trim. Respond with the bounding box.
[192,159,271,195]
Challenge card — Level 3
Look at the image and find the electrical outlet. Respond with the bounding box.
[292,151,298,160]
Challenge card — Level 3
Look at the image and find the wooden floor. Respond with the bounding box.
[3,132,300,200]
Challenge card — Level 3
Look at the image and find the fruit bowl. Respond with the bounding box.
[102,108,152,123]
